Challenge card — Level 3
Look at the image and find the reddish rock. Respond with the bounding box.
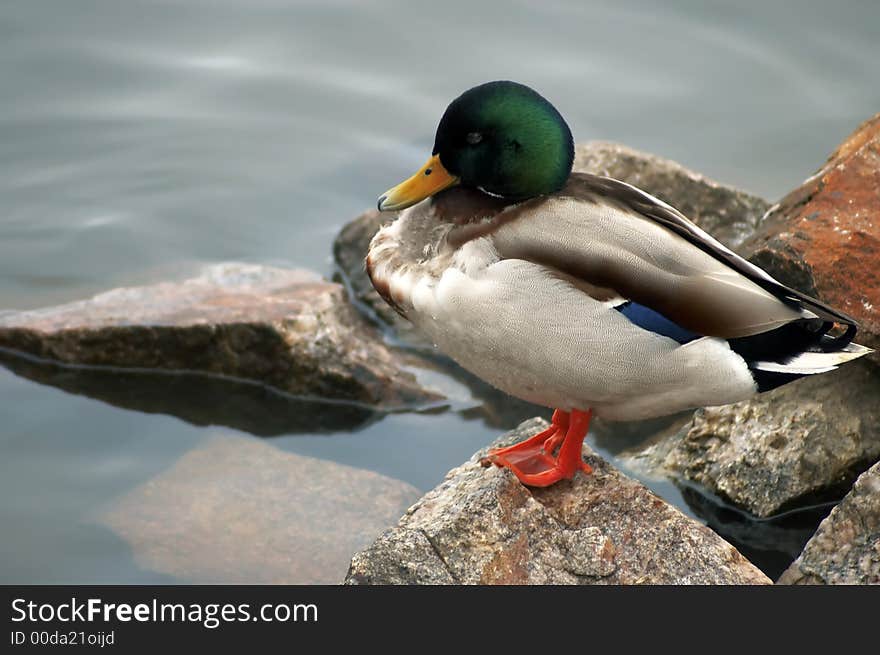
[743,112,880,349]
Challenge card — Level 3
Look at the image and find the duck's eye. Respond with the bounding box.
[466,132,483,145]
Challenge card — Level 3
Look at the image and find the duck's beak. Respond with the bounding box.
[377,154,459,211]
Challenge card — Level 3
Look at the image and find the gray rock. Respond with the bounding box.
[345,418,770,585]
[0,263,441,410]
[98,433,421,584]
[346,529,457,585]
[778,459,880,584]
[626,361,880,518]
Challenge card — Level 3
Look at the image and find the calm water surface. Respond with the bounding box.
[2,0,879,583]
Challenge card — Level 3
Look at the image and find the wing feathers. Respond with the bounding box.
[475,172,860,341]
[563,174,857,326]
[488,192,803,338]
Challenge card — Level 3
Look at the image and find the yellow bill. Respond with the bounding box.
[377,154,459,211]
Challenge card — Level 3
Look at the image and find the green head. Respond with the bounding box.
[378,81,574,211]
[433,81,574,200]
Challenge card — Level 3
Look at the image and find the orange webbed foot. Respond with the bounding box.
[484,409,593,488]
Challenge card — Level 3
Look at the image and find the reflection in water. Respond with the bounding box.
[677,482,835,581]
[0,342,549,436]
[0,348,380,436]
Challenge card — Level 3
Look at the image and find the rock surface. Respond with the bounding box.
[0,263,440,409]
[742,112,880,350]
[334,142,771,327]
[345,418,770,585]
[99,433,421,584]
[778,459,880,584]
[625,361,880,518]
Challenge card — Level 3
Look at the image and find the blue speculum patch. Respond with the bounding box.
[615,301,699,344]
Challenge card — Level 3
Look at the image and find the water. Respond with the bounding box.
[2,0,878,583]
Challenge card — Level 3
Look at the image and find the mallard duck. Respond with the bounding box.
[367,80,872,487]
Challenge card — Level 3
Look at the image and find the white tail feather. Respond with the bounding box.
[753,342,874,375]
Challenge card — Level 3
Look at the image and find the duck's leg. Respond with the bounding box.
[484,409,593,487]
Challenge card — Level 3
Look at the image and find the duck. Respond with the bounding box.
[366,80,873,488]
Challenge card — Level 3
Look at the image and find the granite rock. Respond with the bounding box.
[778,459,880,584]
[625,361,880,518]
[345,418,770,585]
